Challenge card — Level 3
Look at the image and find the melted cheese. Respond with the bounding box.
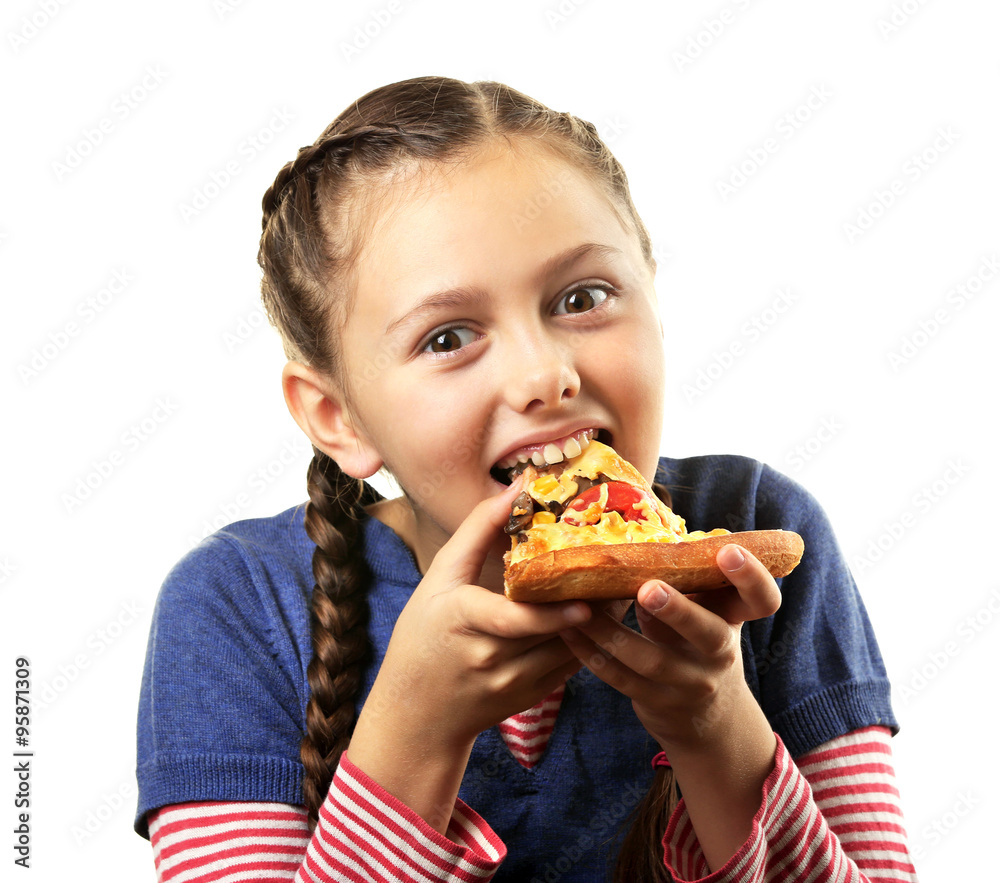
[509,512,729,563]
[527,471,581,505]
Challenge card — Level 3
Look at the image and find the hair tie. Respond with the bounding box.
[651,751,671,771]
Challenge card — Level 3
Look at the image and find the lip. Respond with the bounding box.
[491,425,609,471]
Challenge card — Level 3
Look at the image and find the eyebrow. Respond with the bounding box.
[384,242,624,338]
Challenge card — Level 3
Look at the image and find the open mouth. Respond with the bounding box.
[490,428,613,486]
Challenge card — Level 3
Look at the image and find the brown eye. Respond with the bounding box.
[424,326,477,354]
[556,285,610,315]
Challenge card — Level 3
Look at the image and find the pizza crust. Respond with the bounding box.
[503,530,805,602]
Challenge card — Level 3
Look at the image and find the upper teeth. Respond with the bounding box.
[497,429,596,470]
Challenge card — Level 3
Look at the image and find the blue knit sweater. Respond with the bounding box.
[135,454,896,880]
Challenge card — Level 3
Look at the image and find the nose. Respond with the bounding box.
[502,332,581,413]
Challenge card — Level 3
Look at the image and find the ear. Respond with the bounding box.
[281,361,384,479]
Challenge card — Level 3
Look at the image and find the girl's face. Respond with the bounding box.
[339,142,666,575]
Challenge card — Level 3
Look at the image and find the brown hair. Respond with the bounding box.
[258,75,669,878]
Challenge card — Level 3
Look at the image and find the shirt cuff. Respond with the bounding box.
[297,751,506,882]
[661,734,792,883]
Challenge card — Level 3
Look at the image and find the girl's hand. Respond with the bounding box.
[560,543,781,755]
[348,480,591,831]
[561,544,782,867]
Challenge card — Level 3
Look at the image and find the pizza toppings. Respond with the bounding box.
[561,481,655,526]
[504,474,603,535]
[504,440,730,566]
[506,491,535,535]
[502,438,803,602]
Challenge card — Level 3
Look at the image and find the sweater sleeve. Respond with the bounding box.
[661,727,918,882]
[148,753,505,882]
[135,532,312,834]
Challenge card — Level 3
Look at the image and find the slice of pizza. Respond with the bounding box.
[502,438,803,602]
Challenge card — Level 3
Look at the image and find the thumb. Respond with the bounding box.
[428,476,524,587]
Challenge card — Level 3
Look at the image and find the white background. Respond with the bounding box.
[3,0,997,879]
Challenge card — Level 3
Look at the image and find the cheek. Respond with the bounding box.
[365,374,489,484]
[613,318,665,398]
[604,318,666,473]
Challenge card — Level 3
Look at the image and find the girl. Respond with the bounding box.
[135,77,918,882]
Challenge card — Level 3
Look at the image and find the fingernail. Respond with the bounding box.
[721,545,745,572]
[642,583,670,613]
[563,604,589,625]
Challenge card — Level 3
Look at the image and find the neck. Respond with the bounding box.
[366,496,509,594]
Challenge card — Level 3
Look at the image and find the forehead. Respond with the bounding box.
[352,142,645,307]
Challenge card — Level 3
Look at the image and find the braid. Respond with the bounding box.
[261,123,453,232]
[300,446,381,824]
[261,126,391,230]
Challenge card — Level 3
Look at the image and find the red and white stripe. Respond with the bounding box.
[149,801,311,882]
[147,753,505,883]
[798,728,916,882]
[147,726,918,883]
[662,726,919,883]
[497,684,564,768]
[296,754,504,882]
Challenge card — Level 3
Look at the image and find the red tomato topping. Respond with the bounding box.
[561,481,654,526]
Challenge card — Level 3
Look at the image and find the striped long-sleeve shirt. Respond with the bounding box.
[148,694,917,883]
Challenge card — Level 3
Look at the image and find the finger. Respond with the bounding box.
[458,584,592,641]
[428,476,524,587]
[673,585,743,622]
[561,616,696,698]
[635,580,735,658]
[704,545,782,624]
[535,657,585,698]
[515,634,582,685]
[559,626,666,702]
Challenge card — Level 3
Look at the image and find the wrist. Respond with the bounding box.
[348,675,477,835]
[349,709,476,836]
[652,681,774,765]
[654,690,777,872]
[352,671,478,761]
